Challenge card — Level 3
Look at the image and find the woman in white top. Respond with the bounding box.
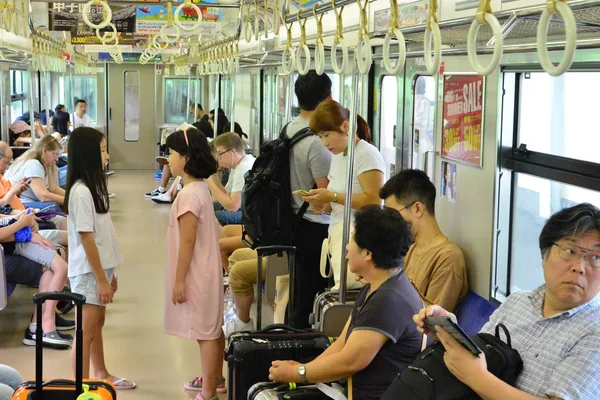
[5,136,66,214]
[303,99,386,290]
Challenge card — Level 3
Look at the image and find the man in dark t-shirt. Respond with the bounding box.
[268,205,422,399]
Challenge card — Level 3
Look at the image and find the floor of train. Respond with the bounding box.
[0,171,273,399]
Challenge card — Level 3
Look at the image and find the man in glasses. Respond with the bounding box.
[379,169,468,312]
[208,132,255,226]
[411,203,600,400]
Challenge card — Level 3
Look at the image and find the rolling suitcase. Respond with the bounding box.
[256,246,297,330]
[13,291,117,400]
[309,290,360,337]
[248,381,347,400]
[225,324,331,400]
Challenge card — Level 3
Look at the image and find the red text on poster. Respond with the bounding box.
[441,75,484,166]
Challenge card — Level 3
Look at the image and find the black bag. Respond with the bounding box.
[225,324,331,400]
[241,124,313,248]
[381,324,523,400]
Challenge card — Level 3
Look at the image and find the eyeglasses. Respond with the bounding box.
[553,243,600,269]
[397,201,417,213]
[216,149,233,158]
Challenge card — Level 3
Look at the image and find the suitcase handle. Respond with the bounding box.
[255,323,308,334]
[33,291,86,305]
[34,291,86,400]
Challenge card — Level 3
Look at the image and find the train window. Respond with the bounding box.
[124,71,140,142]
[412,75,435,179]
[164,77,198,124]
[10,70,28,122]
[519,72,600,164]
[379,75,398,177]
[495,71,600,301]
[61,76,98,123]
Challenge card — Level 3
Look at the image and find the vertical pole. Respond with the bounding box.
[338,71,360,304]
[29,69,37,145]
[186,66,193,123]
[214,74,221,135]
[229,75,236,129]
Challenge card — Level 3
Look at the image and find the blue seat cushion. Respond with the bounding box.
[455,290,498,334]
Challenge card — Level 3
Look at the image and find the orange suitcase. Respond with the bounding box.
[12,291,117,400]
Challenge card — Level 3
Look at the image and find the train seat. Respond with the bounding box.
[455,290,498,334]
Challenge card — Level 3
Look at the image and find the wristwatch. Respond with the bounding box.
[332,192,338,204]
[298,364,308,384]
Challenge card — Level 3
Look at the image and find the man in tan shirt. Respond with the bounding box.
[379,169,468,312]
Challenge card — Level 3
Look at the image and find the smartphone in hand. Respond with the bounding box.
[423,316,482,355]
[292,190,311,197]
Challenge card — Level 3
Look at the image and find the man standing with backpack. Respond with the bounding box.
[284,71,333,328]
[238,71,332,331]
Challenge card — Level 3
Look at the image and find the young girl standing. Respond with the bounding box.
[163,128,225,400]
[65,127,135,390]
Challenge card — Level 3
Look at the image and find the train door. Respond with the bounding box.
[107,64,156,170]
[402,59,437,180]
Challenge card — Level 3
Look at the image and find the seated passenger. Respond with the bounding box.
[412,202,600,400]
[223,247,262,336]
[0,141,67,237]
[70,99,92,130]
[208,133,255,226]
[52,110,71,144]
[302,99,385,290]
[190,103,208,124]
[208,108,229,137]
[0,364,22,400]
[380,169,468,312]
[5,136,65,211]
[223,122,249,144]
[9,121,32,147]
[268,205,422,400]
[2,212,72,348]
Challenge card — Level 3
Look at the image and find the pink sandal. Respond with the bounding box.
[184,376,227,394]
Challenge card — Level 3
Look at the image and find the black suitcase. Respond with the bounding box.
[225,324,331,400]
[248,381,347,400]
[255,246,297,330]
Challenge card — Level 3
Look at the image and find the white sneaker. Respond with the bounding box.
[223,315,254,338]
[151,192,172,204]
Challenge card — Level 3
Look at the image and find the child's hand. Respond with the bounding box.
[97,279,114,304]
[172,280,187,305]
[18,211,35,227]
[111,275,118,293]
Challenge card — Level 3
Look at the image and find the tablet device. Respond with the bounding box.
[424,316,482,355]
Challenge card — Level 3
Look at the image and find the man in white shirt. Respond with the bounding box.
[208,132,255,226]
[71,100,93,130]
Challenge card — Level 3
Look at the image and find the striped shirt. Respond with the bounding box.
[481,285,600,399]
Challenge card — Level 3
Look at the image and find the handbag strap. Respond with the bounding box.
[316,382,348,400]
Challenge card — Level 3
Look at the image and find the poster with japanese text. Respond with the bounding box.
[49,2,136,44]
[135,2,222,36]
[441,74,484,167]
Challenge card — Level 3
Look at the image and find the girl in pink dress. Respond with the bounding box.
[163,128,224,400]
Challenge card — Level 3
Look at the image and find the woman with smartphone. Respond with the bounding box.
[4,136,65,219]
[302,100,385,291]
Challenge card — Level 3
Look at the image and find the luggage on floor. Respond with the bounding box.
[310,289,361,338]
[13,291,117,400]
[256,246,297,330]
[225,324,331,400]
[248,381,347,400]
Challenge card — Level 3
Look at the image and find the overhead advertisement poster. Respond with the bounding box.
[441,74,485,167]
[135,1,222,37]
[48,2,136,44]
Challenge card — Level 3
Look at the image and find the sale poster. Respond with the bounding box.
[441,74,484,167]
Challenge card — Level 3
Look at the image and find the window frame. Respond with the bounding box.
[494,70,600,301]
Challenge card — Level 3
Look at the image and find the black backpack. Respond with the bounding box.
[241,124,313,249]
[381,324,523,400]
